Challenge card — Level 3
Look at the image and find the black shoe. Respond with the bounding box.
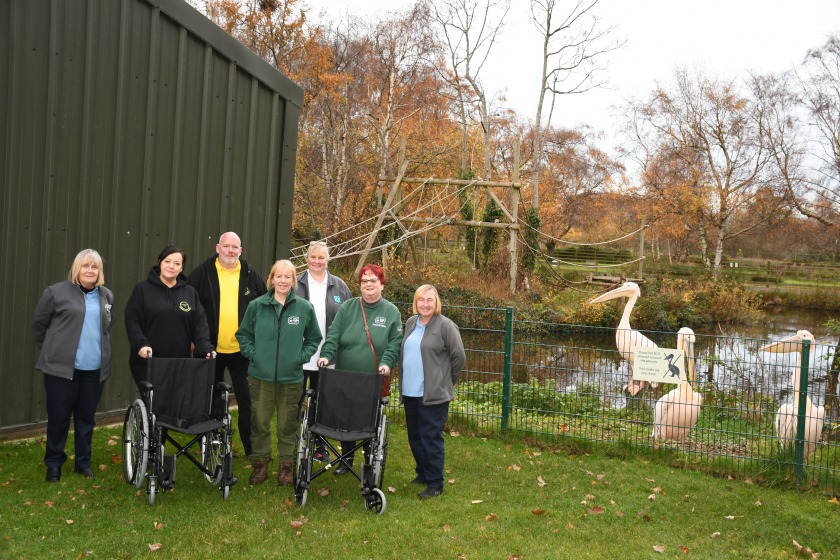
[409,475,428,485]
[334,462,353,475]
[419,486,443,499]
[74,466,95,478]
[45,466,61,483]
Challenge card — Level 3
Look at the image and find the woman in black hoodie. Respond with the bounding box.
[125,246,215,388]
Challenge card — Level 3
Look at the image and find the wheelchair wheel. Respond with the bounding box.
[221,484,231,500]
[293,395,313,506]
[148,477,157,505]
[372,418,389,489]
[122,399,149,489]
[364,487,386,515]
[200,432,224,485]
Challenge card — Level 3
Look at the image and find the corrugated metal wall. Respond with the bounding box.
[0,0,304,435]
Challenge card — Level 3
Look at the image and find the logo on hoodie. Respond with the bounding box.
[288,316,300,325]
[179,302,192,312]
[374,316,387,327]
[333,295,342,303]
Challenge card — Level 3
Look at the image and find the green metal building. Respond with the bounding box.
[0,0,304,435]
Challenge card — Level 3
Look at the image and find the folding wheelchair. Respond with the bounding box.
[293,367,390,514]
[121,356,236,505]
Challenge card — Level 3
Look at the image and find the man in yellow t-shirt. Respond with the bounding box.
[188,232,265,456]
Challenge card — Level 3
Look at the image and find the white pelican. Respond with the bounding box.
[653,327,703,441]
[589,282,657,396]
[760,330,825,462]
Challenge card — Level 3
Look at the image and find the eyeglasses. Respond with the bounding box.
[309,241,327,247]
[360,278,380,284]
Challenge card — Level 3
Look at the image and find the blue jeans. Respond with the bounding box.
[43,370,103,469]
[403,396,449,488]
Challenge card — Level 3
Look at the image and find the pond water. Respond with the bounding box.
[504,306,840,413]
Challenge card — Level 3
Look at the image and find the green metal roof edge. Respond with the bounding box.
[149,0,304,109]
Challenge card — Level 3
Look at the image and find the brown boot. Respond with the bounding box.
[277,461,293,487]
[249,459,268,486]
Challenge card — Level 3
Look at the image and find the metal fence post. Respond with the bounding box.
[502,306,513,433]
[794,339,810,486]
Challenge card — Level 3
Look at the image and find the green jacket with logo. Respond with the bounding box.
[319,297,403,373]
[236,289,322,384]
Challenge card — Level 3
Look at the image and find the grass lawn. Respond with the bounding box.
[1,415,839,559]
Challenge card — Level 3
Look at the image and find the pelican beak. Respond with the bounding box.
[589,282,638,304]
[683,338,695,383]
[760,330,813,354]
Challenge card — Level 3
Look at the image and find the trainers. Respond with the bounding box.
[419,486,444,499]
[249,460,268,486]
[277,461,293,487]
[409,475,427,485]
[314,448,330,462]
[334,462,353,475]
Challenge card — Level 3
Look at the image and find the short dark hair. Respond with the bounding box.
[358,264,386,286]
[157,245,187,267]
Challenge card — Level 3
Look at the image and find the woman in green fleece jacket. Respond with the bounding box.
[317,264,402,474]
[236,260,321,487]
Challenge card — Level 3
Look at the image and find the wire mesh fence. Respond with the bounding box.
[390,302,840,493]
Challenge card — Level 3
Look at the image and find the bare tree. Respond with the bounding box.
[528,0,621,208]
[800,35,840,193]
[427,0,510,179]
[623,69,784,279]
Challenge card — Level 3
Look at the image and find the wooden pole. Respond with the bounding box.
[509,140,520,293]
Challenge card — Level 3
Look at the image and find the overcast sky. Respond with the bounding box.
[304,0,840,139]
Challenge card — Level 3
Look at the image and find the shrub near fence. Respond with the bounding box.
[390,303,840,494]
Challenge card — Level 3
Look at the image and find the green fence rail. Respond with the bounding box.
[390,303,840,494]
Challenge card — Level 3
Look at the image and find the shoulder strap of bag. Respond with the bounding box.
[359,298,379,367]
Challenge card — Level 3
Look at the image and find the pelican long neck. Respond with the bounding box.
[618,294,637,331]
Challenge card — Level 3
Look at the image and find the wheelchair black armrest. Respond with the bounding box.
[215,381,233,393]
[138,380,153,391]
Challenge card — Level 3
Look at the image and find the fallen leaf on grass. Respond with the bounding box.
[456,555,467,560]
[724,515,741,520]
[754,501,762,507]
[710,532,721,538]
[486,513,497,521]
[290,520,304,530]
[448,478,456,485]
[828,497,839,506]
[588,506,605,515]
[531,509,545,515]
[653,545,665,553]
[449,431,460,437]
[65,519,74,524]
[443,525,451,532]
[537,476,546,487]
[471,500,483,504]
[111,455,121,465]
[509,464,521,472]
[387,486,396,493]
[653,486,662,494]
[107,439,118,446]
[148,543,162,552]
[317,488,330,497]
[45,501,55,508]
[153,521,164,530]
[792,539,820,558]
[508,555,522,560]
[647,494,657,501]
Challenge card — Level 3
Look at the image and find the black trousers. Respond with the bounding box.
[216,352,252,456]
[43,370,103,470]
[403,396,449,489]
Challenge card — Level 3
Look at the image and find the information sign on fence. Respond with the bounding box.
[632,347,686,382]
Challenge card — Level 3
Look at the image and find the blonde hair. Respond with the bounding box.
[68,249,105,286]
[266,259,297,290]
[412,284,441,316]
[306,240,329,260]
